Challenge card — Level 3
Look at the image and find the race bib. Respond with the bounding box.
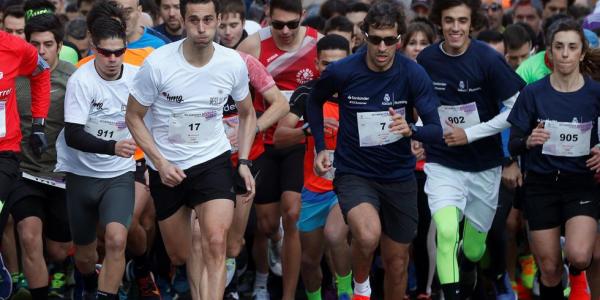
[357,108,406,147]
[314,149,335,180]
[542,120,592,157]
[168,112,208,144]
[282,90,294,102]
[223,115,239,153]
[0,102,5,138]
[438,102,481,131]
[84,117,129,141]
[22,172,65,189]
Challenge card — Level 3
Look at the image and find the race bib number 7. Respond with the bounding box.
[0,102,5,138]
[357,108,405,147]
[542,120,592,157]
[438,102,481,131]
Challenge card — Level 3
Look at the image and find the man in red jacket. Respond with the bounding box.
[0,30,50,299]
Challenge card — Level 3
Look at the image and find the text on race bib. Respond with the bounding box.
[542,120,592,157]
[168,112,210,144]
[357,108,405,147]
[0,102,5,138]
[314,149,335,180]
[438,102,481,131]
[84,117,129,141]
[223,115,239,153]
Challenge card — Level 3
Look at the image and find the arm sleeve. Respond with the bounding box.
[410,65,443,144]
[241,52,276,94]
[230,56,251,101]
[507,88,535,156]
[289,85,308,119]
[20,41,50,119]
[64,122,116,155]
[464,92,519,143]
[130,60,160,107]
[307,65,338,153]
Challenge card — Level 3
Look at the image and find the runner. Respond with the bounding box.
[217,0,248,49]
[153,0,183,41]
[55,16,137,300]
[2,5,25,39]
[9,2,75,299]
[507,19,600,299]
[307,2,442,299]
[114,0,169,48]
[0,27,50,300]
[237,0,321,297]
[417,0,525,298]
[126,0,256,298]
[274,34,352,300]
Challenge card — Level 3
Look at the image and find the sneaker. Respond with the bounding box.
[495,272,517,300]
[519,255,537,290]
[136,273,161,300]
[568,271,590,300]
[225,258,236,287]
[352,295,370,300]
[338,293,352,300]
[224,291,240,300]
[252,287,270,300]
[155,276,173,300]
[267,221,283,277]
[48,272,68,298]
[0,254,11,300]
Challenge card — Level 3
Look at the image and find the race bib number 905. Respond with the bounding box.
[542,120,592,157]
[357,108,405,147]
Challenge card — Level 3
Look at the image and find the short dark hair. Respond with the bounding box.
[220,0,245,21]
[140,0,159,22]
[269,0,301,16]
[3,4,24,23]
[360,1,406,35]
[512,0,542,17]
[317,33,349,54]
[402,19,435,48]
[180,0,219,19]
[65,18,87,39]
[86,0,125,31]
[347,1,369,14]
[301,15,325,32]
[543,13,571,45]
[324,15,353,35]
[430,0,486,31]
[89,16,126,45]
[319,0,346,20]
[541,0,574,8]
[65,2,77,12]
[477,29,503,44]
[503,23,532,51]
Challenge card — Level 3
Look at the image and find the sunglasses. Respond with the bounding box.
[364,32,401,46]
[95,46,127,57]
[481,2,501,12]
[271,20,300,30]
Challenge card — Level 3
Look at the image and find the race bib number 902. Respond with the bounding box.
[438,102,481,131]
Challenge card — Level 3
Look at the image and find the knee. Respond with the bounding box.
[204,229,227,256]
[18,228,42,257]
[324,226,348,248]
[353,227,380,253]
[257,216,279,237]
[382,252,409,275]
[75,249,97,267]
[281,205,300,225]
[104,231,127,255]
[47,243,71,262]
[567,251,593,271]
[537,257,563,281]
[436,223,459,253]
[301,252,321,270]
[227,238,244,258]
[463,242,486,263]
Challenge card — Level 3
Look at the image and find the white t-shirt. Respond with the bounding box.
[130,40,250,170]
[55,61,137,178]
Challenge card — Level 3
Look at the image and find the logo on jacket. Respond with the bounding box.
[296,68,314,84]
[162,91,184,103]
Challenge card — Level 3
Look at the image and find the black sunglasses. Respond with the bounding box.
[271,20,300,30]
[95,46,127,57]
[481,2,501,12]
[364,32,401,46]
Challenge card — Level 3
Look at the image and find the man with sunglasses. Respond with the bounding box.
[126,0,256,298]
[307,2,442,299]
[416,1,525,299]
[238,0,322,298]
[482,0,503,32]
[55,17,137,300]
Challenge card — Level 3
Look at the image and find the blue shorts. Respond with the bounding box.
[297,188,338,232]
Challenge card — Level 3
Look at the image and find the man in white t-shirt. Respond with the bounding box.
[55,17,137,300]
[125,0,257,297]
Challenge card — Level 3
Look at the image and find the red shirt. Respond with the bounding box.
[304,101,339,193]
[255,26,319,144]
[0,31,50,152]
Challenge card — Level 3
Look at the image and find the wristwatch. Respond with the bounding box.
[238,159,253,167]
[32,118,46,126]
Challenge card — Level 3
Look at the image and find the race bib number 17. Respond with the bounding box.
[168,112,205,144]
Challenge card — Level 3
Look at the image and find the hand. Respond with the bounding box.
[314,150,332,177]
[501,161,523,189]
[323,118,339,130]
[411,140,426,161]
[157,160,187,187]
[29,124,48,157]
[526,122,550,149]
[586,146,600,173]
[114,139,137,158]
[224,119,239,148]
[144,169,150,191]
[388,107,412,137]
[443,121,468,146]
[238,164,256,199]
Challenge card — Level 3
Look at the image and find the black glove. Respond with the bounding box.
[29,123,48,157]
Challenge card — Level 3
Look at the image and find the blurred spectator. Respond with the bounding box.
[319,0,346,20]
[541,0,573,20]
[153,0,182,41]
[76,0,93,16]
[64,18,90,57]
[410,0,431,18]
[478,29,505,53]
[346,1,368,49]
[218,0,247,48]
[64,2,78,20]
[402,19,435,60]
[2,4,25,38]
[504,23,534,69]
[323,15,353,47]
[302,15,325,32]
[482,0,504,32]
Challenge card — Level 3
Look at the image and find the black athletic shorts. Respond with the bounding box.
[149,151,235,221]
[135,158,147,185]
[0,152,19,202]
[333,173,418,243]
[9,177,71,242]
[524,171,599,231]
[254,144,304,204]
[233,154,264,195]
